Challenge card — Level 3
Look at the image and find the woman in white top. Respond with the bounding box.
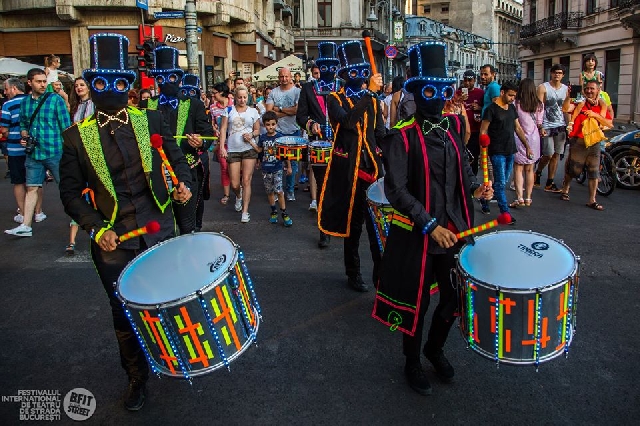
[219,85,261,223]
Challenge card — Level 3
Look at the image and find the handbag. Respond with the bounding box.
[582,117,606,148]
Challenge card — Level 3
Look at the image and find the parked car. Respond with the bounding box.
[604,126,640,190]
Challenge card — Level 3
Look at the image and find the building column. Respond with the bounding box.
[70,26,90,77]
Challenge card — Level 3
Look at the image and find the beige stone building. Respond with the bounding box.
[406,0,523,81]
[0,0,296,91]
[519,0,640,122]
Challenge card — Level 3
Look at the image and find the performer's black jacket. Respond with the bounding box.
[296,81,329,134]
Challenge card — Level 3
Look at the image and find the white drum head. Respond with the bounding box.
[275,136,307,146]
[311,141,332,149]
[367,178,389,206]
[458,230,577,290]
[118,232,237,306]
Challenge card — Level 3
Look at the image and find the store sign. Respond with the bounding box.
[393,21,404,43]
[164,33,185,43]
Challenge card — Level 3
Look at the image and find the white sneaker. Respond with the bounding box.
[35,212,47,222]
[5,224,32,237]
[309,200,317,211]
[241,212,250,223]
[13,214,24,224]
[286,192,295,202]
[234,197,243,212]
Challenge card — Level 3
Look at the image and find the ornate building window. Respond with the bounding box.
[318,0,332,27]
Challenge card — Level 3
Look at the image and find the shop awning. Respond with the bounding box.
[253,55,306,82]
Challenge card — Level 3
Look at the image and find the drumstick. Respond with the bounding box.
[174,135,218,140]
[479,134,491,186]
[362,30,378,75]
[150,134,179,186]
[455,213,512,239]
[117,220,161,243]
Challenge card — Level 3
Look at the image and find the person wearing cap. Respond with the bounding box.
[318,40,385,292]
[456,70,484,174]
[180,73,214,232]
[139,47,213,234]
[58,33,193,411]
[372,41,493,396]
[296,42,342,249]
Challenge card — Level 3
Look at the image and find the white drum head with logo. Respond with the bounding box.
[118,233,237,306]
[458,230,577,290]
[367,178,389,206]
[275,136,307,147]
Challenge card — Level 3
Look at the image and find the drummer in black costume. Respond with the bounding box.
[371,41,493,395]
[317,41,385,292]
[59,34,192,411]
[139,46,212,234]
[296,42,342,248]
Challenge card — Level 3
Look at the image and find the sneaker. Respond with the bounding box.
[481,205,491,215]
[509,181,516,191]
[241,212,250,223]
[124,378,146,411]
[347,275,370,292]
[534,173,541,187]
[286,192,295,202]
[4,171,9,179]
[270,212,278,224]
[404,361,432,395]
[423,348,455,383]
[13,214,24,224]
[308,200,317,211]
[318,231,330,248]
[34,212,47,222]
[282,213,293,227]
[544,183,562,193]
[4,224,32,237]
[299,175,308,184]
[234,197,243,212]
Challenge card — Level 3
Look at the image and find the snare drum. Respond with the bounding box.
[116,232,261,379]
[366,178,393,252]
[275,136,307,161]
[309,141,332,165]
[457,231,580,366]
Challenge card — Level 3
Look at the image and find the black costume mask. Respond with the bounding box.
[158,80,180,98]
[147,46,185,100]
[337,41,371,98]
[91,88,128,113]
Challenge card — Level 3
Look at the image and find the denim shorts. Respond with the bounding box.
[227,149,258,163]
[25,154,61,187]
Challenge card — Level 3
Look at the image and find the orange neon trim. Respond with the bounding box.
[473,313,479,343]
[213,286,242,351]
[81,187,97,209]
[557,291,568,320]
[142,310,177,374]
[527,299,534,335]
[540,317,550,348]
[505,329,511,353]
[177,306,209,367]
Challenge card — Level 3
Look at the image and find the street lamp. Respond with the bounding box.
[366,0,399,83]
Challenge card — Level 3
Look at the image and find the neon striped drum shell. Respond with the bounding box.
[116,232,261,379]
[456,230,580,366]
[309,141,332,164]
[275,136,308,161]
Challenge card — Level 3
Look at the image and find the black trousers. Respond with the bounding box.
[344,178,382,283]
[403,246,459,359]
[195,158,210,229]
[467,131,480,176]
[91,242,149,383]
[174,167,199,234]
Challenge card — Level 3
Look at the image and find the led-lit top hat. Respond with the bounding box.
[148,45,184,78]
[337,41,371,80]
[83,33,137,84]
[181,73,201,98]
[404,41,457,99]
[316,42,339,69]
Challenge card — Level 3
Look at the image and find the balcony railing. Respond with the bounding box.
[619,0,640,8]
[520,12,583,39]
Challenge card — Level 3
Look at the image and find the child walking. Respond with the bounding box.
[257,111,293,226]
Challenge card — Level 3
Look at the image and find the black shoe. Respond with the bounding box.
[481,205,491,215]
[423,348,455,383]
[347,275,370,292]
[318,232,330,248]
[534,173,541,187]
[404,361,432,395]
[124,379,146,411]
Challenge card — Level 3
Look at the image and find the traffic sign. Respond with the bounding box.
[154,11,185,19]
[385,45,398,59]
[136,0,148,11]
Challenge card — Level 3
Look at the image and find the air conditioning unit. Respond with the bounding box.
[268,50,276,60]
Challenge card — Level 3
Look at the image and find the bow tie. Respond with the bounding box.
[315,80,335,94]
[421,117,450,136]
[97,109,129,128]
[159,94,179,109]
[345,88,367,99]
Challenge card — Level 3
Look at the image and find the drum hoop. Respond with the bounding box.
[275,136,308,148]
[456,230,579,292]
[366,177,389,207]
[116,232,239,309]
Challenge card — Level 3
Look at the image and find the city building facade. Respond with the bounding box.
[0,0,296,91]
[519,0,640,122]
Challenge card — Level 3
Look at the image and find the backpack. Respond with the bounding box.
[397,89,416,122]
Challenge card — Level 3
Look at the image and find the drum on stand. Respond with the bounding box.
[456,230,580,366]
[116,232,261,379]
[275,136,307,161]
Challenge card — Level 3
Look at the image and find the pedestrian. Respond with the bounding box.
[58,33,192,411]
[218,85,261,223]
[265,67,301,201]
[257,111,292,226]
[579,53,604,95]
[511,78,544,208]
[479,80,530,223]
[318,41,384,292]
[210,82,232,205]
[456,70,484,174]
[44,54,61,89]
[478,64,501,214]
[373,41,493,396]
[127,89,139,106]
[5,68,71,237]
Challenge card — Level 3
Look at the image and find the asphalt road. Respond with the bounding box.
[0,157,638,425]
